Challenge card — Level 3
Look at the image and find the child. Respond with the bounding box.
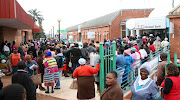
[0,59,9,75]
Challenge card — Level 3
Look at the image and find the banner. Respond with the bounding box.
[87,31,95,39]
[57,30,68,33]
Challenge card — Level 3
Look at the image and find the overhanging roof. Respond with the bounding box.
[66,8,154,32]
[169,4,180,15]
[0,0,35,29]
[0,19,32,29]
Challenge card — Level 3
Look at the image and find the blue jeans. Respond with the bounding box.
[72,63,80,73]
[72,63,80,78]
[55,69,62,88]
[12,66,18,74]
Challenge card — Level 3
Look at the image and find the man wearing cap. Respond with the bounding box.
[9,46,21,74]
[148,34,155,44]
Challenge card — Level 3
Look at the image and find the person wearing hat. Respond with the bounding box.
[43,51,59,93]
[122,49,134,88]
[153,36,162,51]
[131,62,161,100]
[0,59,9,75]
[161,38,169,51]
[73,58,100,100]
[130,48,137,70]
[9,46,21,74]
[12,61,36,100]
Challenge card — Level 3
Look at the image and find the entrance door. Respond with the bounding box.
[79,32,82,42]
[24,31,27,42]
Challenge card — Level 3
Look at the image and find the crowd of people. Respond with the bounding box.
[0,33,179,100]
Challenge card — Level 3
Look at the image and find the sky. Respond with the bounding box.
[16,0,180,35]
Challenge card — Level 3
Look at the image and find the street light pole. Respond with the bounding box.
[57,19,61,42]
[51,29,52,39]
[52,26,54,39]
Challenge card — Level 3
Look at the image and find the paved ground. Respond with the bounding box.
[1,75,100,100]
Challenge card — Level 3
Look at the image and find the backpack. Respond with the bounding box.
[55,56,65,68]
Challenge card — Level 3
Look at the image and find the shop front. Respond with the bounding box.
[126,17,170,40]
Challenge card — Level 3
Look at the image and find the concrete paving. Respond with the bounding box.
[37,76,100,100]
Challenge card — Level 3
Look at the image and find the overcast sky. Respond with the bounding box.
[17,0,180,35]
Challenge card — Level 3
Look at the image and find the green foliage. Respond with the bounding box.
[28,9,45,39]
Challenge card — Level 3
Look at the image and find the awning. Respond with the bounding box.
[33,24,42,33]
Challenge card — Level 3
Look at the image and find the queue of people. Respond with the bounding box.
[0,33,178,100]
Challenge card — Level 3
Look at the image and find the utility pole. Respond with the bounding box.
[172,0,174,8]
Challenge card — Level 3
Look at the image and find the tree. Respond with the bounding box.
[28,9,45,38]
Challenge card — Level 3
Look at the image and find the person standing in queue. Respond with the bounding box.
[73,58,100,100]
[101,71,123,100]
[131,62,161,100]
[161,63,180,100]
[9,46,21,74]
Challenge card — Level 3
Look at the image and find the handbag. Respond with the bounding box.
[69,54,72,67]
[70,79,78,89]
[31,70,41,86]
[68,62,72,67]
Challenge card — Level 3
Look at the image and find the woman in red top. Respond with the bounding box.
[73,58,100,100]
[9,46,21,74]
[149,41,155,53]
[161,63,180,100]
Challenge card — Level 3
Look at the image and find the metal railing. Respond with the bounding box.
[118,45,170,93]
[99,41,170,93]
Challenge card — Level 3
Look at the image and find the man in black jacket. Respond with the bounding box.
[70,44,82,77]
[12,61,36,100]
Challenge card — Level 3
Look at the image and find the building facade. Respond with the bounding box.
[0,0,41,49]
[66,9,153,43]
[167,4,180,58]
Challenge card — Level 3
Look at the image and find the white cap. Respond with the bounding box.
[78,58,86,65]
[149,34,153,37]
[1,59,6,63]
[70,44,75,48]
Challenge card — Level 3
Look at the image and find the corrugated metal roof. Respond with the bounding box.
[169,4,180,15]
[66,8,154,32]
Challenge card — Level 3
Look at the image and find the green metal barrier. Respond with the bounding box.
[99,43,170,93]
[165,53,180,76]
[99,41,116,93]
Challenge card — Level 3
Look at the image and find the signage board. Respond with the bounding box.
[126,17,166,30]
[78,25,81,33]
[169,22,174,33]
[57,30,68,33]
[87,31,95,39]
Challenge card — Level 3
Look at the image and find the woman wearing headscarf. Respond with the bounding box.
[122,49,134,88]
[153,36,162,50]
[131,62,161,100]
[43,51,59,93]
[101,71,123,100]
[73,58,100,100]
[161,63,180,100]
